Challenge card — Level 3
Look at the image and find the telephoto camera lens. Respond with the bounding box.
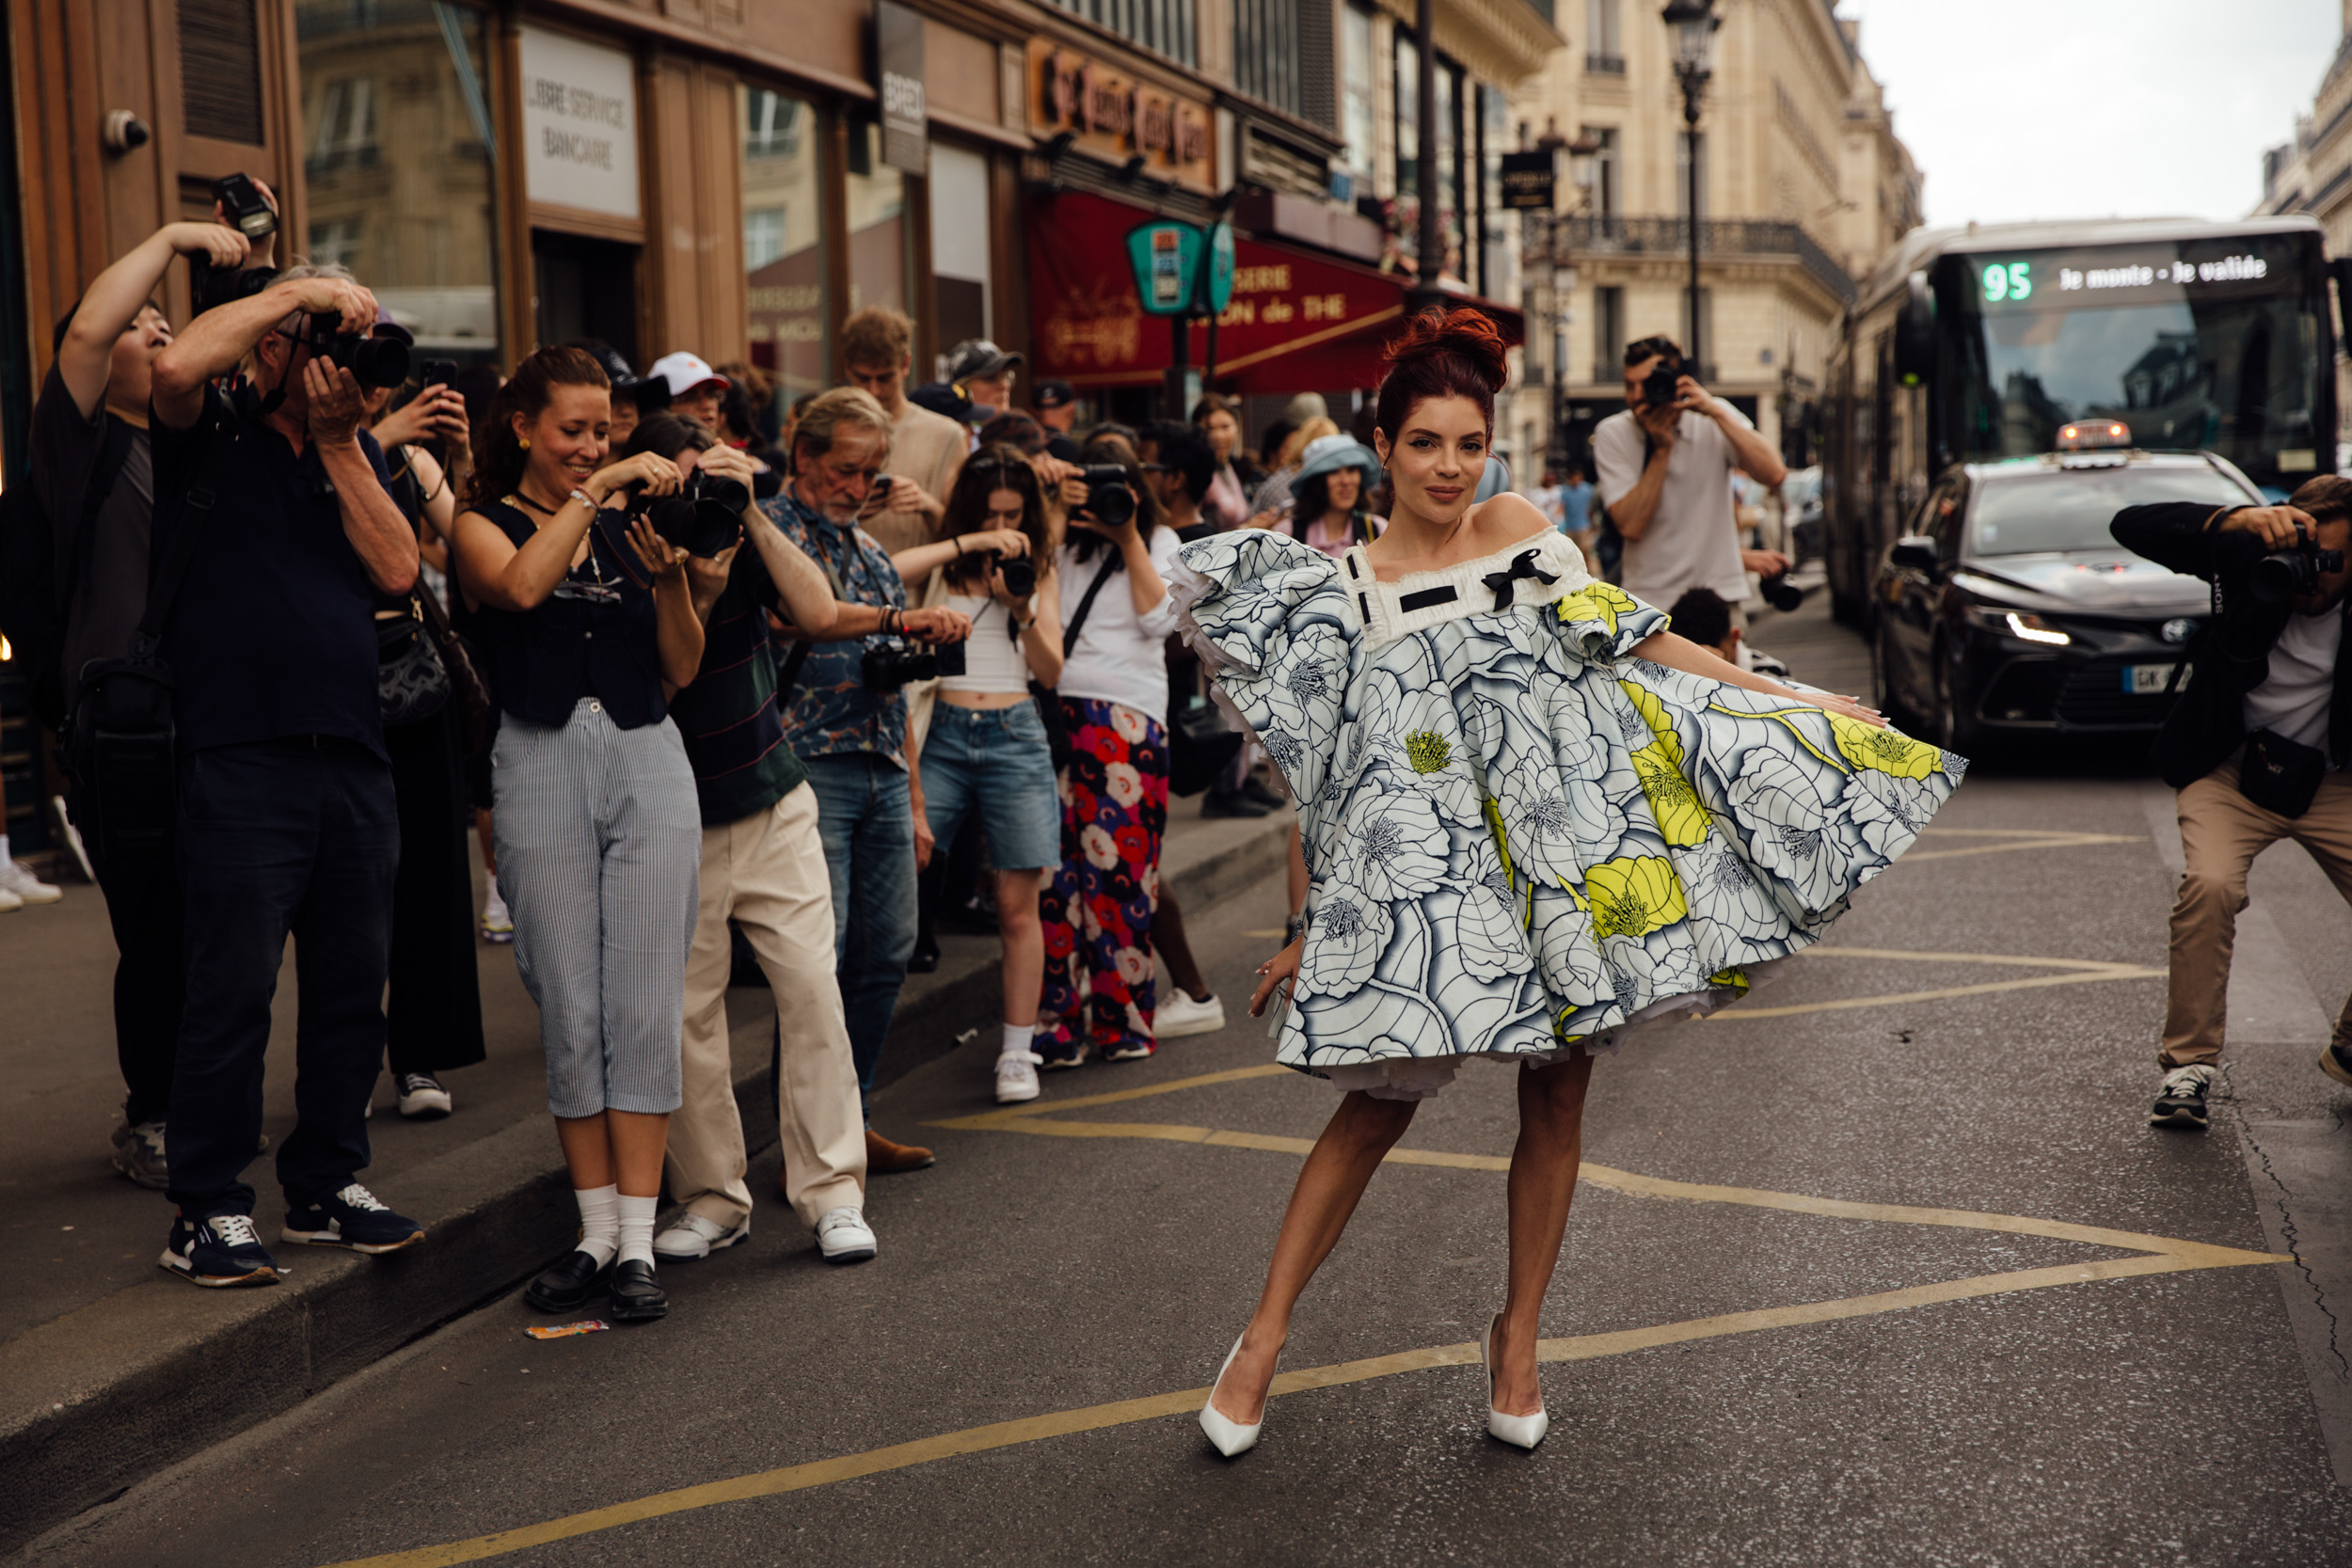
[1081,464,1137,527]
[303,312,409,388]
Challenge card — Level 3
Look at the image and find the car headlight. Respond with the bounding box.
[1969,607,2072,645]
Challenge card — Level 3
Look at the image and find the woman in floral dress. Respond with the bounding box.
[1173,309,1962,1456]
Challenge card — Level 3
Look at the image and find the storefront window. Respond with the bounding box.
[1339,3,1375,193]
[741,85,829,396]
[846,116,912,324]
[296,0,501,365]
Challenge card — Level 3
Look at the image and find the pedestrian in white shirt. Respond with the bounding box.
[1592,335,1788,615]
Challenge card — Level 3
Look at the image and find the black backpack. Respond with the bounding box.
[0,417,134,732]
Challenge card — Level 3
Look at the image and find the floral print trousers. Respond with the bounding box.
[1040,698,1169,1058]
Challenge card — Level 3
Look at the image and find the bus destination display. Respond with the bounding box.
[1974,242,2287,309]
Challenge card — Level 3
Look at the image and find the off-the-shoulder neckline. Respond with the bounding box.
[1357,524,1565,585]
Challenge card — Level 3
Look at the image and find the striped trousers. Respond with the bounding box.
[493,697,701,1118]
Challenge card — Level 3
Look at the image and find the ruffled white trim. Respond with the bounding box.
[1163,555,1251,675]
[1311,958,1792,1101]
[1343,530,1593,653]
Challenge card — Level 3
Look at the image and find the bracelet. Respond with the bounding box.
[953,535,965,556]
[568,487,596,511]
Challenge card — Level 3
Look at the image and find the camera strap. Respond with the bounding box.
[129,459,225,661]
[1059,557,1120,657]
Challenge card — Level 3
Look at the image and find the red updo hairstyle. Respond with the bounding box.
[1372,308,1510,447]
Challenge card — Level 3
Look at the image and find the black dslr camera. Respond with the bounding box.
[1078,464,1136,527]
[284,310,410,388]
[996,556,1038,597]
[2251,534,2346,603]
[863,637,964,689]
[638,468,749,559]
[1640,356,1683,410]
[1756,571,1804,612]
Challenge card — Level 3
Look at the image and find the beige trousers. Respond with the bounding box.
[2162,760,2352,1068]
[667,783,866,1228]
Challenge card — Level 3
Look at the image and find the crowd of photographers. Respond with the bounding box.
[16,189,1824,1323]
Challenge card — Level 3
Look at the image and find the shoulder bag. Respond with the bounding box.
[377,595,451,726]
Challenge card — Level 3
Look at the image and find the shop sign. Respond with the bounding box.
[1499,150,1556,212]
[1025,40,1214,193]
[876,1,926,176]
[518,27,641,220]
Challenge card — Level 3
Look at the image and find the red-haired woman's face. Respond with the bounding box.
[1372,394,1486,525]
[514,384,611,496]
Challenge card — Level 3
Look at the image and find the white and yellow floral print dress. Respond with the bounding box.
[1168,527,1962,1100]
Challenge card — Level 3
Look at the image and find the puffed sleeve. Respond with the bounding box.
[1550,578,1671,664]
[1167,530,1357,806]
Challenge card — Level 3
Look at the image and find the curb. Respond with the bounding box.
[0,806,1292,1553]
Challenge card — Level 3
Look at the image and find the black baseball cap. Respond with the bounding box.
[1033,379,1076,410]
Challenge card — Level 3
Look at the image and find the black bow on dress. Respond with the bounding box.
[1482,548,1559,612]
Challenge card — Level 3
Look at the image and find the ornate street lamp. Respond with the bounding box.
[1661,0,1718,374]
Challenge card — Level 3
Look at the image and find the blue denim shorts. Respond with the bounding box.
[917,700,1062,871]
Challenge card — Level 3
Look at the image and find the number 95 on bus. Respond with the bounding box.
[1981,261,2033,303]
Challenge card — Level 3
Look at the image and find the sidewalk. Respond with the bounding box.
[0,796,1294,1552]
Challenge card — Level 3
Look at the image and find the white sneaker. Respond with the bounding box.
[994,1051,1042,1104]
[1154,989,1226,1037]
[0,884,21,913]
[653,1211,750,1260]
[395,1072,453,1118]
[815,1206,877,1264]
[0,860,62,905]
[480,892,515,943]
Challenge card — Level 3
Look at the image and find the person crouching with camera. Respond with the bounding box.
[888,448,1066,1105]
[142,264,425,1287]
[763,388,972,1171]
[611,413,881,1267]
[2112,476,2352,1131]
[449,347,706,1323]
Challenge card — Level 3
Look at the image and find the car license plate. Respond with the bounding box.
[2122,662,2183,694]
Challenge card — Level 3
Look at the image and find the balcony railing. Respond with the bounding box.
[1532,215,1857,305]
[1584,53,1625,73]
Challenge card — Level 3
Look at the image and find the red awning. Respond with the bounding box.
[1026,189,1521,397]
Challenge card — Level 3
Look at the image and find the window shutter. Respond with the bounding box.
[180,0,266,145]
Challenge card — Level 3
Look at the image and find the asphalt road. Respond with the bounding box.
[23,748,2352,1565]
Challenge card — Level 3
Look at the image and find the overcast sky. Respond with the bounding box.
[1836,0,2343,230]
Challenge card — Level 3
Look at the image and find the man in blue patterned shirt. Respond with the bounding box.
[765,388,970,1171]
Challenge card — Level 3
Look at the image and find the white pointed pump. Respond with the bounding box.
[1199,1334,1279,1457]
[1481,1313,1550,1449]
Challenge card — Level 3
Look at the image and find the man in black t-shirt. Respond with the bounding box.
[32,210,266,1188]
[146,263,427,1289]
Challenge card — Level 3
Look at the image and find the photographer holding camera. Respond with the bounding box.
[27,194,278,1185]
[141,260,425,1287]
[763,388,972,1171]
[592,413,880,1266]
[1594,335,1788,614]
[449,347,706,1322]
[2111,476,2352,1130]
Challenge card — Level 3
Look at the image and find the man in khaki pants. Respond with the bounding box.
[638,423,959,1263]
[2112,475,2352,1131]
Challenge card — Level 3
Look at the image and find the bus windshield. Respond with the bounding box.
[1948,233,2328,496]
[1971,466,2251,556]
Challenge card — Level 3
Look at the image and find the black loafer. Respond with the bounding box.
[609,1258,668,1322]
[524,1249,609,1313]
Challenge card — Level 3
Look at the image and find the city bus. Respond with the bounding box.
[1820,215,2341,626]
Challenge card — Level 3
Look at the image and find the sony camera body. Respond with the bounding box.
[2251,535,2346,604]
[863,637,964,689]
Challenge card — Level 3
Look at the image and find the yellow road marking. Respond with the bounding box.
[1899,828,2145,864]
[327,1059,2280,1567]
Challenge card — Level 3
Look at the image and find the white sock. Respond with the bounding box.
[0,833,12,863]
[616,1193,659,1267]
[483,872,502,908]
[1000,1022,1036,1061]
[574,1184,619,1267]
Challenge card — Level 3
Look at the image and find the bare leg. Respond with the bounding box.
[1152,883,1211,1003]
[554,1108,673,1198]
[475,807,497,879]
[996,868,1044,1028]
[1211,1090,1420,1424]
[1491,1052,1595,1416]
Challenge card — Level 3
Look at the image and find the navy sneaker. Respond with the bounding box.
[159,1212,283,1288]
[281,1183,425,1254]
